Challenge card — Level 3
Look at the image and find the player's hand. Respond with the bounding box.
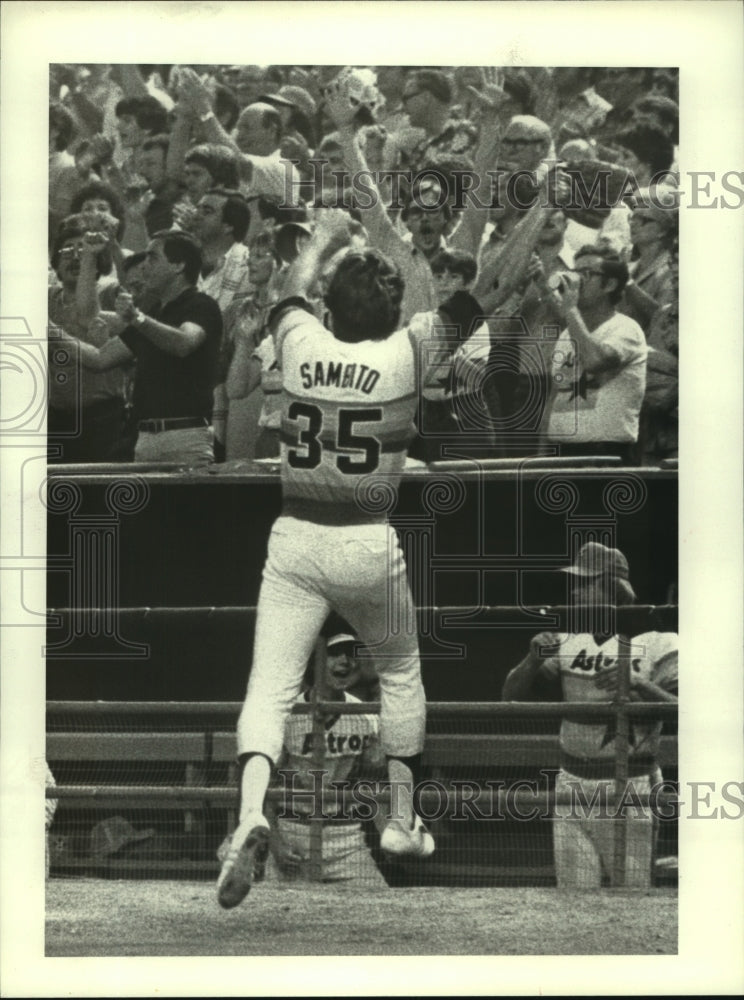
[114,290,138,325]
[528,631,562,663]
[593,664,640,697]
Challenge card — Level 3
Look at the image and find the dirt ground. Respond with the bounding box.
[46,878,677,956]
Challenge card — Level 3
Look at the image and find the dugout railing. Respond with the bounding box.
[46,603,678,888]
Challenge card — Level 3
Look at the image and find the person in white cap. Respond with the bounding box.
[502,541,678,889]
[217,630,387,886]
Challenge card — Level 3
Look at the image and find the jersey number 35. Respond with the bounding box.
[288,402,382,474]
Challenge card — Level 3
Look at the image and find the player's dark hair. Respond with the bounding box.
[206,188,251,242]
[115,95,168,135]
[49,102,75,151]
[429,248,478,286]
[184,143,241,189]
[574,244,629,304]
[324,250,404,343]
[151,229,203,285]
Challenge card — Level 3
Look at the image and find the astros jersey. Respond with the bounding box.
[274,305,446,524]
[540,631,678,760]
[282,691,380,816]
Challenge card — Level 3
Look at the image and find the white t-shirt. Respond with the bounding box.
[548,312,647,443]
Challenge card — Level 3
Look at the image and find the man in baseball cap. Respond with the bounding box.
[323,621,380,701]
[558,541,636,601]
[503,539,677,890]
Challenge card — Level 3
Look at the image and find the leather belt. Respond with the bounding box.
[137,417,209,433]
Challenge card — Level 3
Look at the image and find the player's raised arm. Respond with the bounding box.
[280,210,355,301]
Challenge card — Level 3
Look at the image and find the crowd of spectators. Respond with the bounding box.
[48,63,679,467]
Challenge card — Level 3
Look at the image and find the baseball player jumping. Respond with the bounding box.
[217,209,447,909]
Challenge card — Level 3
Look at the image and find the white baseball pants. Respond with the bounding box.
[237,516,426,764]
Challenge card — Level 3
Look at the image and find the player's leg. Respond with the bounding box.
[622,774,656,889]
[553,771,603,889]
[333,524,431,857]
[218,520,330,907]
[589,774,656,888]
[322,823,388,885]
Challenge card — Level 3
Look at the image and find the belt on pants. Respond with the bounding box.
[561,752,657,781]
[137,416,209,433]
[278,814,362,827]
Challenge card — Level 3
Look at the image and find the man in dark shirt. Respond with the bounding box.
[59,230,223,465]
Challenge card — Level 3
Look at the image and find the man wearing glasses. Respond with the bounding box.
[500,115,553,177]
[544,245,647,465]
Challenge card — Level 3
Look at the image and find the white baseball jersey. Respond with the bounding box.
[273,305,448,523]
[282,691,380,816]
[540,631,678,760]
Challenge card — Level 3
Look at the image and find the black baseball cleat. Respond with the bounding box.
[216,821,270,909]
